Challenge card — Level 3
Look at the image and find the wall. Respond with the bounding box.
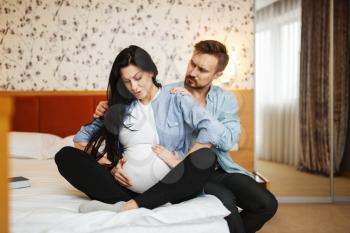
[0,0,254,90]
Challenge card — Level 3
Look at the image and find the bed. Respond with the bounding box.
[2,89,257,233]
[9,158,229,233]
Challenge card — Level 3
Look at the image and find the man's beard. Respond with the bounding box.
[185,75,198,87]
[185,75,209,90]
[185,75,213,92]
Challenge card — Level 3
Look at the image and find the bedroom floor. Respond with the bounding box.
[256,159,350,197]
[257,203,350,233]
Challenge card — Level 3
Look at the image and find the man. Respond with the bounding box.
[93,40,277,233]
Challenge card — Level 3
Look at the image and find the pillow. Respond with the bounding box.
[8,132,62,159]
[44,135,75,159]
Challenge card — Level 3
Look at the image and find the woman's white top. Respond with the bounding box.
[119,91,170,193]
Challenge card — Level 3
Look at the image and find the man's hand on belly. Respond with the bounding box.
[152,144,181,168]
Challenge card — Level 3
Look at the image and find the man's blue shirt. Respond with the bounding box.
[165,82,252,176]
[74,83,252,177]
[74,88,226,160]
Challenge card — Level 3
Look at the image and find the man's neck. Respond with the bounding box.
[184,84,211,107]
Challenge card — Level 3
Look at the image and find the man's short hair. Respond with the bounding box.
[194,40,229,72]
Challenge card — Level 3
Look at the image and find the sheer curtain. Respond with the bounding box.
[255,0,301,165]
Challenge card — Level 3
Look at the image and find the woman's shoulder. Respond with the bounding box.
[156,87,173,100]
[154,88,192,110]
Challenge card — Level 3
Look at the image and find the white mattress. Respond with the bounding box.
[9,158,230,233]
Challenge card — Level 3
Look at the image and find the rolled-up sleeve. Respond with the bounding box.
[215,92,240,151]
[175,93,225,147]
[73,118,104,143]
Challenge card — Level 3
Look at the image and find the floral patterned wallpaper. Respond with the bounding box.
[0,0,254,90]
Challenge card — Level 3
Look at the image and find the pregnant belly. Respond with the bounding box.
[123,144,171,193]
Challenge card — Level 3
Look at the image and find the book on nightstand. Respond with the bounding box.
[9,176,31,189]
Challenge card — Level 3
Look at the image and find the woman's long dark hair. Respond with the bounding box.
[84,45,161,169]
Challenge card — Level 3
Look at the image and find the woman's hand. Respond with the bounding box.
[97,156,111,165]
[93,100,108,119]
[152,144,181,168]
[110,158,131,187]
[170,87,192,96]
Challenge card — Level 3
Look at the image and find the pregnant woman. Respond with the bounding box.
[55,45,226,213]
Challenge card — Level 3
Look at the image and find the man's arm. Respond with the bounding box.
[184,142,211,156]
[214,91,240,152]
[175,93,226,148]
[170,88,239,152]
[93,101,108,118]
[73,118,104,150]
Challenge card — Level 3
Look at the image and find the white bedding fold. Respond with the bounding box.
[10,158,230,233]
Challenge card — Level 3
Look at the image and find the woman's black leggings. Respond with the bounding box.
[55,146,216,209]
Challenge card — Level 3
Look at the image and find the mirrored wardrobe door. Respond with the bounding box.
[254,0,332,201]
[333,0,350,202]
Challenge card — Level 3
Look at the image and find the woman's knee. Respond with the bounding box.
[55,146,80,166]
[190,148,217,170]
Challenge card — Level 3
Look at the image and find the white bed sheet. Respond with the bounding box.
[10,158,230,233]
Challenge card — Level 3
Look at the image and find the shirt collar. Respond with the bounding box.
[207,85,214,102]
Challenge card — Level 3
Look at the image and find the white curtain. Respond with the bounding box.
[255,0,301,165]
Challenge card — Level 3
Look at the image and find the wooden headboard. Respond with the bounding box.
[2,89,254,171]
[4,91,106,138]
[229,89,254,172]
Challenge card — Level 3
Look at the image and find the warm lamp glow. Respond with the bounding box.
[215,51,237,86]
[223,51,237,78]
